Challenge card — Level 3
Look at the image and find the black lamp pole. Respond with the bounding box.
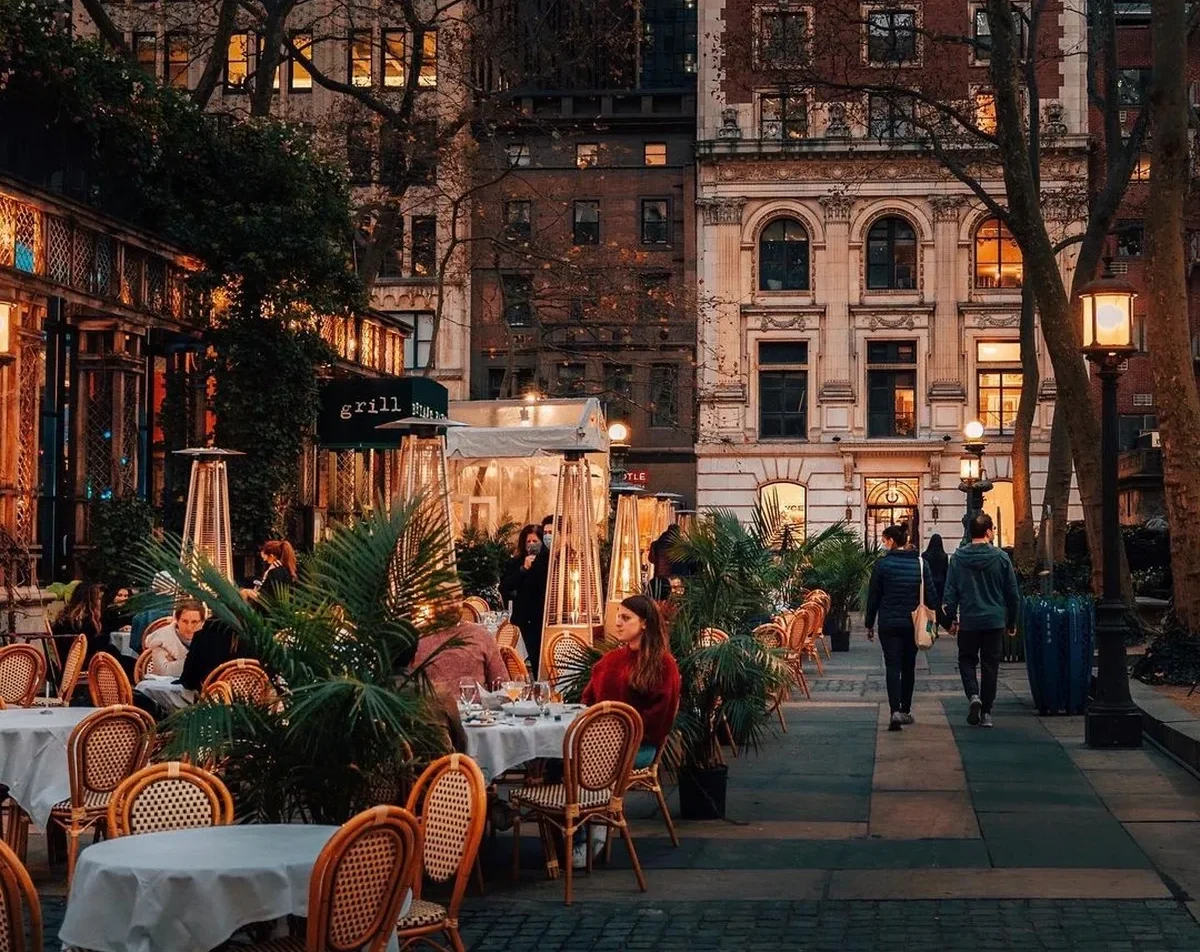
[959,438,992,546]
[1084,352,1142,748]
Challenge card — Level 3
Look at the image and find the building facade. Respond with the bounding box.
[695,0,1088,546]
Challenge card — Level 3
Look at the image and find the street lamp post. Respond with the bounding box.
[958,420,992,545]
[1079,260,1142,749]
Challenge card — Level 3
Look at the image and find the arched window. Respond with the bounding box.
[974,217,1023,289]
[866,216,917,290]
[758,481,807,548]
[759,218,810,291]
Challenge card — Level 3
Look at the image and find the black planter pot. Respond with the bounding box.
[678,764,729,820]
[825,610,851,652]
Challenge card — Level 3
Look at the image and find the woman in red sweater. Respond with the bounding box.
[582,594,681,769]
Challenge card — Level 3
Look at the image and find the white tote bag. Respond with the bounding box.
[912,556,937,650]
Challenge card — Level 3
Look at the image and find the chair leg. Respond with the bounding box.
[446,925,467,952]
[511,815,522,881]
[563,822,574,906]
[798,668,811,699]
[473,854,485,894]
[775,696,788,733]
[821,637,832,660]
[66,825,81,885]
[618,818,647,893]
[654,785,679,847]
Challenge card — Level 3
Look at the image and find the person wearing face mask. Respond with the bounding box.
[510,516,553,670]
[500,524,543,611]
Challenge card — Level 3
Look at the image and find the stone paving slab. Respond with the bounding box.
[869,790,981,839]
[826,868,1173,900]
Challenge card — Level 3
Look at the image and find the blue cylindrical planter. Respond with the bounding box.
[1022,595,1095,715]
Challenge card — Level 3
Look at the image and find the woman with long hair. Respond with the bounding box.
[921,533,950,627]
[500,524,542,611]
[254,540,297,601]
[52,582,112,664]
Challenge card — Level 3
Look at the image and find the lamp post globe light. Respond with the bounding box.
[1078,260,1142,749]
[958,420,992,545]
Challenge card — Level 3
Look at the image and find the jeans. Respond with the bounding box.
[878,625,917,715]
[958,628,1003,713]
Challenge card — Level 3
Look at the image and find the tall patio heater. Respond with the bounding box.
[175,447,242,583]
[542,450,604,674]
[376,416,465,625]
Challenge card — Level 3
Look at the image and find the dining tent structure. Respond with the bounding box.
[444,398,610,534]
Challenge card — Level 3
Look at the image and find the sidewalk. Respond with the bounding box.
[464,634,1200,950]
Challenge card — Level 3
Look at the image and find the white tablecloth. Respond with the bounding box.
[465,709,581,782]
[60,824,404,952]
[134,675,195,712]
[0,706,92,827]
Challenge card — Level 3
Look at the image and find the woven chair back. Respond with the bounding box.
[463,596,490,617]
[697,628,730,648]
[305,805,419,952]
[202,659,271,703]
[0,645,44,708]
[406,754,486,919]
[0,837,42,952]
[541,630,590,684]
[752,623,787,650]
[67,706,155,805]
[132,649,156,685]
[87,653,132,707]
[499,646,528,682]
[495,622,521,651]
[563,701,643,802]
[108,762,234,837]
[58,636,88,702]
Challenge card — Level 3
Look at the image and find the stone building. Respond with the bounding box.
[694,0,1087,545]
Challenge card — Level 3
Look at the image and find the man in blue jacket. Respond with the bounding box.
[864,524,938,731]
[943,513,1021,728]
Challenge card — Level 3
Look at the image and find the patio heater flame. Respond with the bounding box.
[175,448,243,583]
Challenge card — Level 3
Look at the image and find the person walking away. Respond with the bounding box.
[943,513,1020,728]
[922,534,950,630]
[864,525,938,732]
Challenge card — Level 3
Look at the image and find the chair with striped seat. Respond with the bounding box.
[395,754,487,952]
[49,705,155,883]
[107,762,234,838]
[511,702,646,905]
[34,635,86,708]
[238,805,419,952]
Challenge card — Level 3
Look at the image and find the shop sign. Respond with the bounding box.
[317,377,449,448]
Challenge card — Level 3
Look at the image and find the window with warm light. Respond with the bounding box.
[644,142,667,166]
[976,340,1023,435]
[349,31,372,86]
[983,479,1015,547]
[383,30,404,86]
[225,33,251,91]
[411,216,436,275]
[974,217,1023,288]
[761,92,808,139]
[418,31,437,88]
[973,89,997,134]
[576,143,599,168]
[758,481,807,546]
[288,33,312,91]
[867,341,917,438]
[166,34,189,88]
[1132,153,1151,182]
[134,33,157,76]
[759,218,809,291]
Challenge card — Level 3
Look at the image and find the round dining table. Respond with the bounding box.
[0,706,92,828]
[464,706,583,782]
[133,674,196,712]
[59,824,406,952]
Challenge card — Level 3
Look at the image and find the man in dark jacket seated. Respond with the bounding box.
[179,617,244,691]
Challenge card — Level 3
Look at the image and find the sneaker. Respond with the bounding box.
[981,713,994,728]
[967,696,982,726]
[898,712,915,725]
[888,711,904,731]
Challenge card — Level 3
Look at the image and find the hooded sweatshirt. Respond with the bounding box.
[943,543,1021,631]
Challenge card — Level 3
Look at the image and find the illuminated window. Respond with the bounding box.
[974,217,1023,288]
[867,341,917,438]
[761,92,808,139]
[973,89,997,134]
[383,30,405,87]
[576,143,599,168]
[350,31,372,87]
[289,33,312,91]
[506,143,531,167]
[644,142,667,166]
[976,340,1022,434]
[983,480,1015,547]
[134,33,156,76]
[758,482,807,546]
[225,33,251,91]
[1132,153,1151,182]
[411,216,436,275]
[166,34,189,88]
[418,31,437,88]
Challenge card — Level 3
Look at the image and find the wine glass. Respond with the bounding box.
[533,680,551,713]
[458,678,477,709]
[502,680,523,704]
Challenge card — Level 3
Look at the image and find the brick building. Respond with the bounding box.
[694,0,1087,545]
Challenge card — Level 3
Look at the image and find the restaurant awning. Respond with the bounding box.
[445,398,609,459]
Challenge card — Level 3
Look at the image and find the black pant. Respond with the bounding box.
[879,625,918,715]
[958,628,1003,713]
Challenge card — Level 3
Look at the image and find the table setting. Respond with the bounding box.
[133,674,197,712]
[0,705,93,828]
[457,679,584,781]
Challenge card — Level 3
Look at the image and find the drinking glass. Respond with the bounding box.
[503,681,523,703]
[458,678,477,708]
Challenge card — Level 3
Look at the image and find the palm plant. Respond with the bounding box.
[802,532,880,642]
[127,499,459,824]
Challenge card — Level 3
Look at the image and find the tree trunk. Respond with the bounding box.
[1011,283,1039,572]
[1043,406,1073,561]
[1146,0,1200,631]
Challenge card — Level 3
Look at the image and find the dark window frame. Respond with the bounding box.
[641,199,670,245]
[133,32,157,76]
[165,32,189,88]
[649,363,680,428]
[224,32,253,92]
[349,30,373,87]
[973,217,1024,289]
[866,340,918,438]
[761,92,809,139]
[866,217,918,290]
[503,200,532,242]
[501,273,534,327]
[572,200,601,246]
[976,367,1023,435]
[411,216,437,276]
[759,9,809,66]
[1117,67,1152,106]
[758,341,809,440]
[868,93,915,140]
[1115,223,1144,258]
[867,9,917,63]
[758,218,810,291]
[382,29,405,87]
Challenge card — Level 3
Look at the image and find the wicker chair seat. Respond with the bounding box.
[511,783,612,811]
[51,790,111,812]
[397,898,448,929]
[234,936,305,952]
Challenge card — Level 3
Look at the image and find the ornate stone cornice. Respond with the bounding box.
[698,198,747,226]
[1040,187,1087,223]
[928,195,965,223]
[818,193,854,223]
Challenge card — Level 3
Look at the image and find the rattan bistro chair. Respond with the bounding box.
[241,805,420,952]
[495,621,521,652]
[87,652,133,707]
[49,705,155,883]
[32,635,85,709]
[540,629,590,686]
[395,754,487,952]
[510,702,647,905]
[202,659,272,704]
[0,837,42,952]
[499,646,529,682]
[0,645,45,708]
[753,623,792,730]
[107,762,234,838]
[620,697,681,849]
[132,649,157,685]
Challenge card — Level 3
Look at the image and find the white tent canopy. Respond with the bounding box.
[445,398,609,458]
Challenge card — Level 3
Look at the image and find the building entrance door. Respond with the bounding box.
[864,478,920,546]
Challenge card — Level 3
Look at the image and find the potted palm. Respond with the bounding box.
[803,535,878,651]
[667,511,791,819]
[129,500,459,823]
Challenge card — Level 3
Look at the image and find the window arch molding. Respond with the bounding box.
[757,217,812,292]
[851,204,929,295]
